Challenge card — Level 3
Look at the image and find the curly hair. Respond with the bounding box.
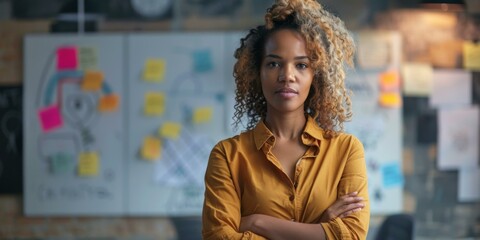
[232,0,355,138]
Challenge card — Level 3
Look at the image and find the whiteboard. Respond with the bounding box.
[24,34,126,215]
[345,69,403,214]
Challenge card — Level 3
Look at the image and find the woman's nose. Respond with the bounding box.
[278,65,295,82]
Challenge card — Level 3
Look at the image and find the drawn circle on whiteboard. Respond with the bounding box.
[64,93,96,128]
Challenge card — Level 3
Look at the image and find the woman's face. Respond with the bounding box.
[260,29,314,116]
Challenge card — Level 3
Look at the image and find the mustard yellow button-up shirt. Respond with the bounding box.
[202,116,369,239]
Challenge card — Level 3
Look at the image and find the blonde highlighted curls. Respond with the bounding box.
[233,0,354,138]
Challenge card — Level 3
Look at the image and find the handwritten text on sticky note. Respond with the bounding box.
[193,106,213,124]
[79,46,98,70]
[145,92,165,116]
[98,94,120,112]
[141,136,161,161]
[379,92,402,108]
[193,49,213,73]
[78,152,99,176]
[159,122,182,140]
[82,71,104,91]
[382,162,404,188]
[380,71,400,91]
[143,59,166,82]
[50,152,74,174]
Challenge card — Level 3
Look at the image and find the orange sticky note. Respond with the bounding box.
[380,71,400,91]
[98,94,120,112]
[159,122,182,140]
[141,136,161,161]
[379,92,402,108]
[81,71,104,91]
[143,59,166,82]
[193,107,213,124]
[145,92,165,116]
[78,152,99,176]
[463,41,480,70]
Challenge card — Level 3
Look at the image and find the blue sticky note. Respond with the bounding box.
[382,162,404,188]
[193,49,213,73]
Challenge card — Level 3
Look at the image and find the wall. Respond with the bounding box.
[0,1,479,240]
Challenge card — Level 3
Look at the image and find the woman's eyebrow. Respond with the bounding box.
[265,54,309,60]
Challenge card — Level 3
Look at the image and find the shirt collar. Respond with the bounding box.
[253,115,324,150]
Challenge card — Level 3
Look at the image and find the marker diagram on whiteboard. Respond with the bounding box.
[24,35,125,215]
[126,33,227,215]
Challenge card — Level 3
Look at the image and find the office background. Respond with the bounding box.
[0,0,479,239]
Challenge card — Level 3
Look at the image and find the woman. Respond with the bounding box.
[203,0,369,239]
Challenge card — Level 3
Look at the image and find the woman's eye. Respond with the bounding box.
[267,62,280,68]
[297,63,308,69]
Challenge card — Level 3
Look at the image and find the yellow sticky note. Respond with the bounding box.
[98,94,120,112]
[463,42,480,70]
[79,46,98,70]
[144,92,165,116]
[193,107,213,124]
[78,152,99,176]
[141,136,161,161]
[380,71,400,91]
[379,92,402,108]
[81,71,104,91]
[401,63,433,97]
[143,59,166,82]
[159,122,182,140]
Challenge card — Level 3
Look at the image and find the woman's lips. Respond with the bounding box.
[275,87,298,98]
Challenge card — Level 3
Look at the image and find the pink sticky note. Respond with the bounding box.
[38,105,63,132]
[57,47,78,70]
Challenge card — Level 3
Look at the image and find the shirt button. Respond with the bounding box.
[289,195,295,201]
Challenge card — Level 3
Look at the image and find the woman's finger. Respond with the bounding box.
[339,207,363,218]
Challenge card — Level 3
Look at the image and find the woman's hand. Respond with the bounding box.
[239,214,261,233]
[319,191,364,222]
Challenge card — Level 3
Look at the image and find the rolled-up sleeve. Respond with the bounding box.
[320,136,370,240]
[202,142,266,240]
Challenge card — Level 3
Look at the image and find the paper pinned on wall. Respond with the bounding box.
[382,162,404,188]
[159,122,182,140]
[429,70,471,108]
[79,46,98,70]
[144,92,165,116]
[141,136,161,161]
[56,46,78,71]
[78,152,100,176]
[463,41,480,71]
[438,106,479,170]
[38,105,63,132]
[401,63,433,96]
[98,94,120,112]
[193,106,213,124]
[380,71,400,91]
[458,167,480,202]
[143,59,166,82]
[81,71,104,91]
[379,92,402,108]
[193,49,214,73]
[357,32,390,69]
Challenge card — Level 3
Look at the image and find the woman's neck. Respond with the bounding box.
[264,112,307,140]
